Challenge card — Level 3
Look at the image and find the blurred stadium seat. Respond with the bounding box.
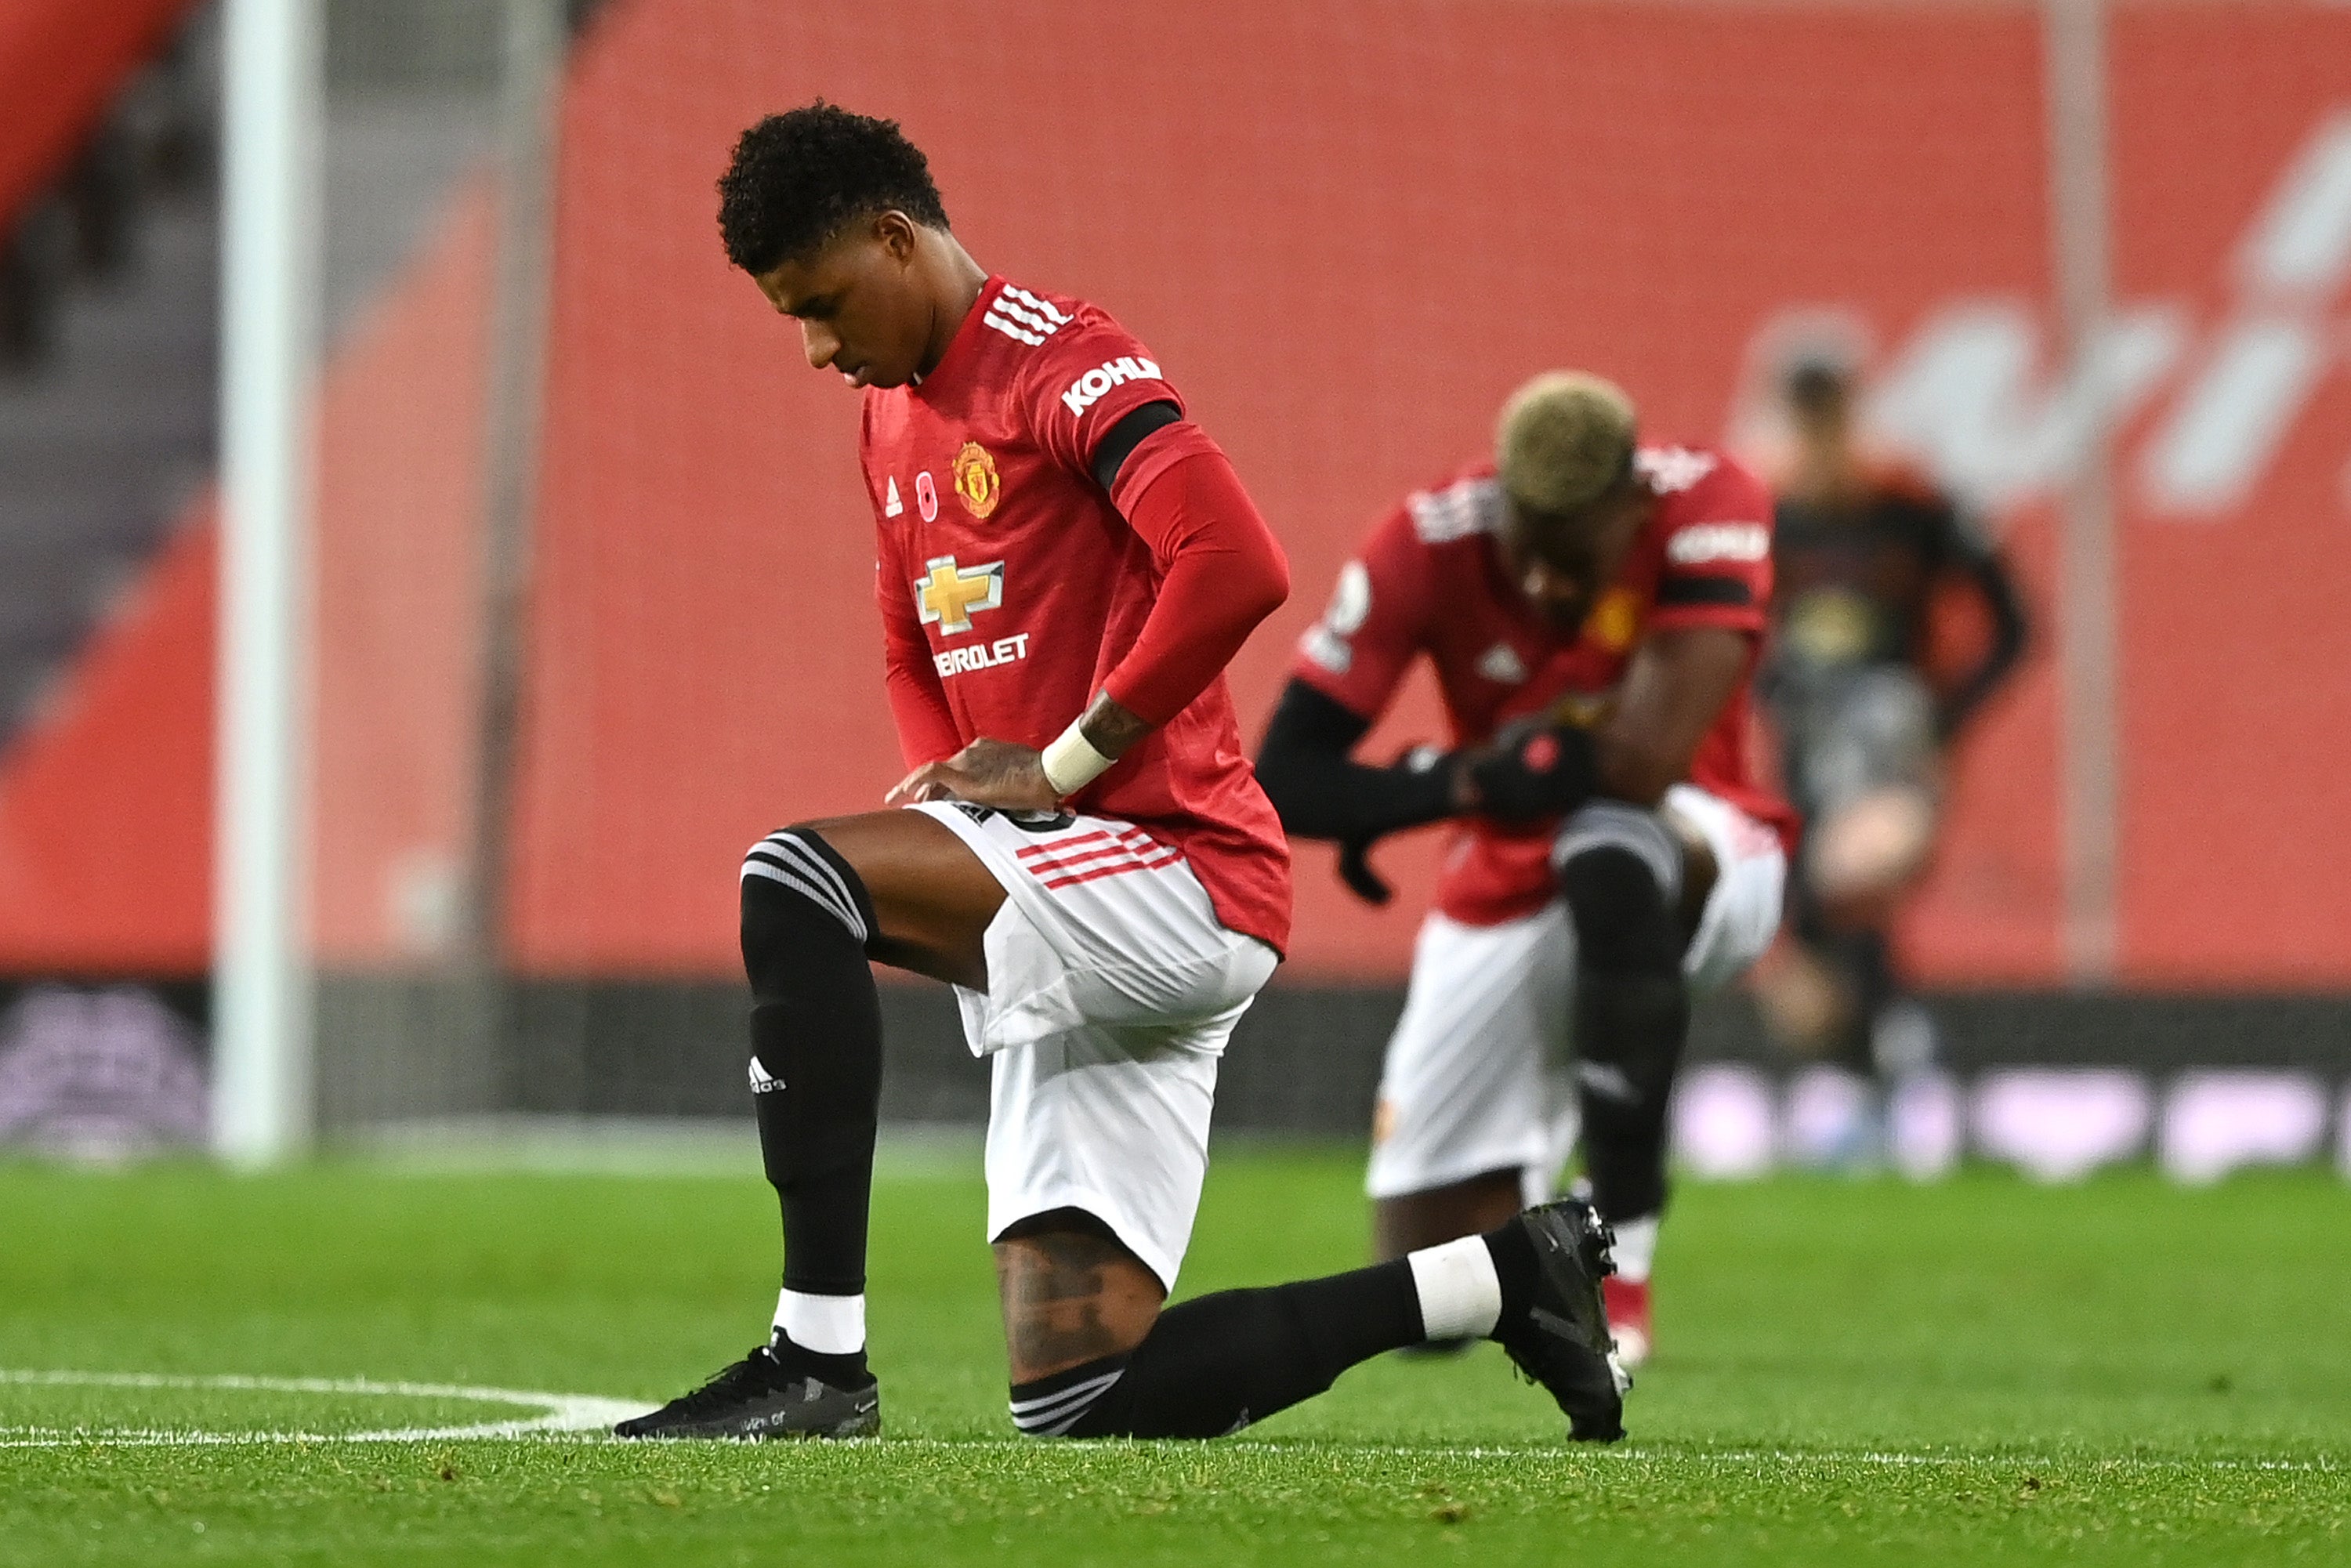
[0,3,215,749]
[0,0,201,240]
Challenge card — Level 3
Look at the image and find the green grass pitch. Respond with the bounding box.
[2,1146,2345,1565]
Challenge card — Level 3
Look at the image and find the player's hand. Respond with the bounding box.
[1458,719,1599,820]
[1335,837,1394,905]
[885,737,1061,812]
[1325,745,1452,904]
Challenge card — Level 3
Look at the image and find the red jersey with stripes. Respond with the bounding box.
[1294,447,1795,928]
[859,277,1291,951]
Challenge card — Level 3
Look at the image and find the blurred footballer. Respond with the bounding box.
[1749,350,2029,1127]
[1258,373,1795,1367]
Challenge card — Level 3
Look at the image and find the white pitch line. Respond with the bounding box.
[0,1369,642,1447]
[0,1374,2338,1473]
[832,1438,2346,1476]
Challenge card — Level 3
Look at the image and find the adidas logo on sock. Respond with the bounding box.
[748,1059,784,1093]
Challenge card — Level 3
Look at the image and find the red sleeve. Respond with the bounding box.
[1097,428,1289,726]
[874,524,964,770]
[1288,506,1435,721]
[1650,454,1774,636]
[1020,306,1185,476]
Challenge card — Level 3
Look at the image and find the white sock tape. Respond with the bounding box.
[1608,1214,1661,1284]
[1040,719,1114,798]
[1406,1236,1503,1342]
[774,1288,866,1355]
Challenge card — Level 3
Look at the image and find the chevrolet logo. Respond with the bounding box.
[914,556,1004,635]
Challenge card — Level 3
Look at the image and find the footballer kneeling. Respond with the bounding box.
[614,105,1625,1445]
[1258,374,1795,1369]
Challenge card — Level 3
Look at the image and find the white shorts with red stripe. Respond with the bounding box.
[907,801,1280,1291]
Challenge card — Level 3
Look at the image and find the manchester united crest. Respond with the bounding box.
[951,441,1002,520]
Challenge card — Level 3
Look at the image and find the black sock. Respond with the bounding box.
[1480,1215,1541,1324]
[1821,928,1896,1078]
[1572,971,1689,1222]
[740,830,883,1302]
[766,1332,874,1391]
[1558,841,1691,1225]
[1017,1261,1423,1439]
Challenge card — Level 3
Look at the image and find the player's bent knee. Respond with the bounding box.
[1807,787,1934,907]
[1555,802,1682,899]
[1556,839,1680,974]
[741,827,877,951]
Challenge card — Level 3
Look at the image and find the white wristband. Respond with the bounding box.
[1040,721,1115,798]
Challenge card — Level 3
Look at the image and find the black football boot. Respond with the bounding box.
[1492,1197,1631,1442]
[614,1345,879,1440]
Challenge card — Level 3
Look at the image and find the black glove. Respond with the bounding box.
[1331,728,1594,902]
[1331,746,1451,905]
[1337,836,1394,905]
[1459,719,1599,821]
[1253,678,1597,902]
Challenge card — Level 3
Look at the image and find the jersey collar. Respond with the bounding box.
[911,273,1002,400]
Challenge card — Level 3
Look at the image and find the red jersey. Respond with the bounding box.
[859,277,1291,951]
[1293,446,1795,928]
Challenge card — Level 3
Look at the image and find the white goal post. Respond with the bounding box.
[212,0,324,1165]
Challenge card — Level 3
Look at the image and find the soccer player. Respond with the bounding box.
[614,103,1627,1443]
[1748,351,2029,1119]
[1255,373,1795,1367]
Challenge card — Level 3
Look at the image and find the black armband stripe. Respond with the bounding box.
[1656,574,1755,609]
[1090,400,1186,494]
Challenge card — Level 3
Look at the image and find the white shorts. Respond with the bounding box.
[1365,784,1786,1204]
[909,802,1280,1291]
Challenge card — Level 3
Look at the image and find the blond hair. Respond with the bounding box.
[1495,371,1638,516]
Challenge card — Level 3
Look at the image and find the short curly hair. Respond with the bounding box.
[716,102,950,274]
[1496,371,1639,518]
